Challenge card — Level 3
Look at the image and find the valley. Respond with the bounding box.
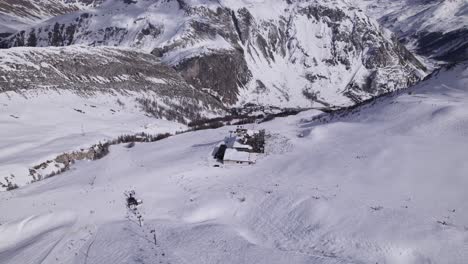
[0,0,467,263]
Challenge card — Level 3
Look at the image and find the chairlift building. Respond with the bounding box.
[216,127,265,165]
[223,149,255,165]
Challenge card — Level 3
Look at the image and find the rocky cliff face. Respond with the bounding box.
[357,0,468,64]
[1,0,427,108]
[63,0,104,6]
[227,1,426,106]
[0,46,224,122]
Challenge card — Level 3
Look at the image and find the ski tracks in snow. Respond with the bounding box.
[0,211,77,264]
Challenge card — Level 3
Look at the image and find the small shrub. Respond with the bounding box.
[125,142,136,148]
[6,183,19,191]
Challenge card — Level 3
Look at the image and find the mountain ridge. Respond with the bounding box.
[0,0,427,108]
[0,45,225,122]
[0,0,103,34]
[356,0,468,63]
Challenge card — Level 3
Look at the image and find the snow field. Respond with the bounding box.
[0,89,186,190]
[0,63,467,263]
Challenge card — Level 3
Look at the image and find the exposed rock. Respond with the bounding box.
[175,51,252,105]
[415,29,468,62]
[0,46,225,122]
[357,0,468,63]
[1,0,427,108]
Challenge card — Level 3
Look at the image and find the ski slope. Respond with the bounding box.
[0,63,467,263]
[0,90,186,190]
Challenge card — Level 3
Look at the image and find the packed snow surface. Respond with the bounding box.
[0,63,467,263]
[0,90,186,190]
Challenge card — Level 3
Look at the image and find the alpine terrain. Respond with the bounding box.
[0,0,467,263]
[357,0,468,63]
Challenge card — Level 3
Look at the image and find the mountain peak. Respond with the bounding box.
[1,0,427,107]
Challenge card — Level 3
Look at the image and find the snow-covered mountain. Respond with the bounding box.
[0,61,466,263]
[0,0,102,34]
[356,0,468,63]
[0,46,223,122]
[0,45,225,187]
[1,0,427,107]
[1,0,467,262]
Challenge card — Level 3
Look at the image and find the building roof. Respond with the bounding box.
[246,130,259,137]
[225,135,253,150]
[233,141,253,150]
[224,136,237,148]
[223,149,252,163]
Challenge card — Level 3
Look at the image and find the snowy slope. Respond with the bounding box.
[0,62,466,263]
[1,0,427,108]
[0,46,224,122]
[356,0,468,63]
[0,45,225,190]
[0,13,29,34]
[0,0,100,34]
[0,90,187,191]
